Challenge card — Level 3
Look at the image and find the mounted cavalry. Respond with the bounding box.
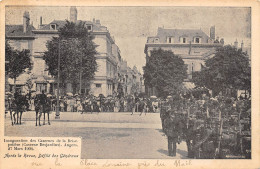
[7,91,29,125]
[6,90,51,126]
[34,90,51,126]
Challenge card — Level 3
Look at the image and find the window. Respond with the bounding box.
[49,83,53,94]
[96,84,101,88]
[50,24,56,30]
[154,38,159,43]
[183,38,186,43]
[180,37,187,43]
[195,37,200,43]
[36,83,47,93]
[167,37,173,43]
[86,25,92,31]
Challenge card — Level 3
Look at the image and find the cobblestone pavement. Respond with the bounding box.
[4,111,188,159]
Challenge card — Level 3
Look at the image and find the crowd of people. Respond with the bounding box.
[5,89,251,159]
[5,91,163,125]
[26,93,164,114]
[5,91,164,114]
[160,93,251,159]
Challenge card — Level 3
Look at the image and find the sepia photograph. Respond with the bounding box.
[3,3,255,163]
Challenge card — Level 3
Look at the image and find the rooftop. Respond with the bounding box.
[156,27,209,39]
[37,19,108,32]
[5,25,35,38]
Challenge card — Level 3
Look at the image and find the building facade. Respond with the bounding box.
[5,11,36,93]
[6,7,142,97]
[144,27,223,96]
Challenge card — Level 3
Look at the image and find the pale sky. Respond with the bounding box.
[6,6,251,73]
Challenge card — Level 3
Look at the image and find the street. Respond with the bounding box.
[5,111,188,159]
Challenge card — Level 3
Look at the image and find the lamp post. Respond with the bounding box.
[55,39,61,119]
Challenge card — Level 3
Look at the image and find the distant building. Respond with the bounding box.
[144,26,223,96]
[6,7,142,97]
[132,66,144,94]
[233,39,251,65]
[232,39,251,98]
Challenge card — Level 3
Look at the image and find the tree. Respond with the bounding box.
[143,48,187,98]
[117,83,124,98]
[24,73,35,98]
[43,21,97,94]
[193,45,251,96]
[5,40,32,91]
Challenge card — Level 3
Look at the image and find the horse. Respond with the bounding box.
[7,97,17,126]
[10,95,28,125]
[34,94,51,126]
[42,97,51,125]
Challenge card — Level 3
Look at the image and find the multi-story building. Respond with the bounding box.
[31,7,120,97]
[118,59,128,95]
[5,11,36,92]
[6,7,143,97]
[144,26,223,96]
[123,66,144,95]
[132,66,144,94]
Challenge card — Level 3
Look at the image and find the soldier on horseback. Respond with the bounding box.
[35,90,47,126]
[13,90,28,125]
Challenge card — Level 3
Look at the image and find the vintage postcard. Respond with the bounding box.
[0,0,259,168]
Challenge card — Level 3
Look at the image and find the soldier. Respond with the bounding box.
[38,90,47,125]
[139,98,145,116]
[43,94,52,125]
[130,96,136,115]
[185,97,198,158]
[160,97,172,130]
[14,90,25,124]
[164,110,184,156]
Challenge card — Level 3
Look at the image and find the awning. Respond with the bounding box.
[182,82,196,91]
[8,73,29,85]
[8,73,55,84]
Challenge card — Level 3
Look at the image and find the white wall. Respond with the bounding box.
[90,80,107,96]
[33,34,54,54]
[93,35,107,54]
[95,59,106,77]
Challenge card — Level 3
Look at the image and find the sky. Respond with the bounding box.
[6,6,251,73]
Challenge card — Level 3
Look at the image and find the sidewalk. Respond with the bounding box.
[15,111,162,126]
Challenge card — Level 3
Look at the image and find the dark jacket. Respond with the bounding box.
[38,93,47,105]
[164,115,184,138]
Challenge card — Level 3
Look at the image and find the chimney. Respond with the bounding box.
[234,39,238,48]
[93,18,95,23]
[241,40,244,51]
[23,11,30,33]
[210,26,215,40]
[96,19,100,26]
[70,6,77,23]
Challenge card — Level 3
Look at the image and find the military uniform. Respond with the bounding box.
[160,100,172,131]
[164,113,184,156]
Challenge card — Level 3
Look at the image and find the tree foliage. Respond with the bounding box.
[193,45,251,96]
[143,48,187,98]
[5,40,32,82]
[43,21,97,93]
[117,83,124,98]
